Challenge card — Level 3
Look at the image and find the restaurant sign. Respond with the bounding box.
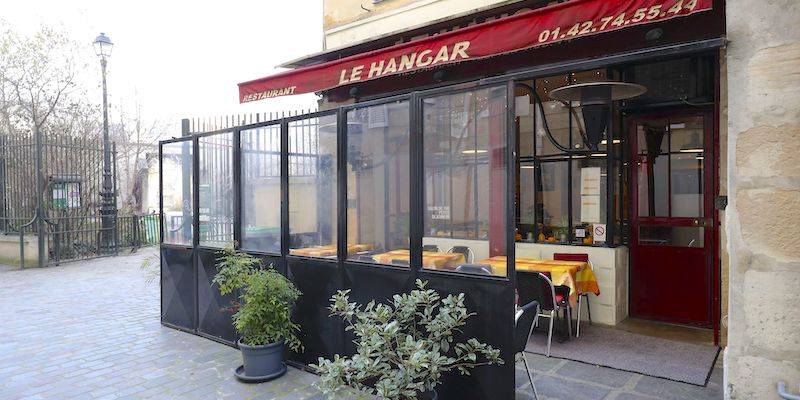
[239,0,711,103]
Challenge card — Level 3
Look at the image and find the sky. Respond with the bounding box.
[3,0,323,134]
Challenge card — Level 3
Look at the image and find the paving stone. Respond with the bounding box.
[554,361,635,388]
[634,375,721,400]
[533,375,610,400]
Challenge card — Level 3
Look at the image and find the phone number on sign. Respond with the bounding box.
[536,0,700,44]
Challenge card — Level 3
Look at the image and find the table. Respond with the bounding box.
[289,244,374,258]
[371,249,465,269]
[477,256,600,307]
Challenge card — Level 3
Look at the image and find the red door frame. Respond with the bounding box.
[627,109,719,342]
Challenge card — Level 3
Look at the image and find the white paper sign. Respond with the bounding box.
[593,224,607,243]
[575,228,586,238]
[580,195,601,223]
[581,167,601,196]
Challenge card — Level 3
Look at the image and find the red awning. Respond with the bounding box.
[238,0,712,103]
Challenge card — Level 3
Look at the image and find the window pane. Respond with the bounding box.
[346,101,410,266]
[639,225,704,247]
[537,161,569,243]
[198,132,234,247]
[637,154,668,217]
[671,153,704,217]
[241,125,281,252]
[162,140,193,245]
[572,156,607,245]
[519,162,536,240]
[423,86,507,276]
[288,114,337,258]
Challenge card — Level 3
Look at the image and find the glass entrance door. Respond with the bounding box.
[629,113,713,327]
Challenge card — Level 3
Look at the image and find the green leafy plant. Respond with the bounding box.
[212,245,302,351]
[313,280,503,400]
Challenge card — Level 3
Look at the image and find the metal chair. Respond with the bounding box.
[553,253,592,337]
[515,300,540,400]
[447,245,475,263]
[454,263,493,275]
[422,244,439,252]
[517,271,571,357]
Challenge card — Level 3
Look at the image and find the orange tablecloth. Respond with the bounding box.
[371,250,465,269]
[478,256,600,307]
[289,244,373,258]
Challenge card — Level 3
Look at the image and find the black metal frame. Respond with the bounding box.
[158,37,725,400]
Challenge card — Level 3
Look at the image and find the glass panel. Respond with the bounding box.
[669,116,704,153]
[198,132,234,247]
[515,85,535,157]
[637,120,669,155]
[346,101,410,266]
[240,125,281,253]
[162,140,193,245]
[288,114,337,258]
[637,153,668,217]
[519,162,536,241]
[572,156,607,245]
[535,100,570,156]
[638,225,704,247]
[671,153,704,217]
[423,86,507,276]
[537,161,569,243]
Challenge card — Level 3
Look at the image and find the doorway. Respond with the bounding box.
[629,112,715,327]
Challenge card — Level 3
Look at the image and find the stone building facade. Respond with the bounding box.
[724,0,800,398]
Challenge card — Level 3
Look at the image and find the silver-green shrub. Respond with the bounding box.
[313,279,503,399]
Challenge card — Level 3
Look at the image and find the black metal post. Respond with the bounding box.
[99,56,116,252]
[34,125,45,268]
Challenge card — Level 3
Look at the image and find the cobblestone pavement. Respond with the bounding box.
[0,249,722,399]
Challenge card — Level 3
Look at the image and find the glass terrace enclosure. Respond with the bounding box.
[160,77,626,399]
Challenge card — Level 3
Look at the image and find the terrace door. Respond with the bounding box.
[629,112,714,327]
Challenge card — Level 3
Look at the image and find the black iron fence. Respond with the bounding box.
[0,127,161,267]
[47,213,161,265]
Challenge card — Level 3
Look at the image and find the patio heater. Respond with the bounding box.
[546,81,647,150]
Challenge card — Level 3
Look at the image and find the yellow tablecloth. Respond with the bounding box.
[478,256,600,307]
[289,244,373,258]
[371,250,465,269]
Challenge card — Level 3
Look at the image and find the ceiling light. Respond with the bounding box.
[679,148,703,153]
[461,149,488,155]
[600,139,621,145]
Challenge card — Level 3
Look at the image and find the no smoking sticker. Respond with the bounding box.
[593,224,606,243]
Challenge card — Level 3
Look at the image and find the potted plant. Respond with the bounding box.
[213,245,302,382]
[313,280,504,400]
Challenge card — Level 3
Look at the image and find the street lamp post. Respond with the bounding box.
[93,33,115,252]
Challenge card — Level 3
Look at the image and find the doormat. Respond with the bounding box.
[526,325,720,386]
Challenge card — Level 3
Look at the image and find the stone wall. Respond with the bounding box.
[724,0,800,398]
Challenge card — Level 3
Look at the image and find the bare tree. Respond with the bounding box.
[112,99,166,213]
[0,23,91,136]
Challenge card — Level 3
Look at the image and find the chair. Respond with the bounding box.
[553,253,592,338]
[517,271,571,357]
[454,263,494,275]
[515,300,541,400]
[422,244,439,252]
[447,246,475,263]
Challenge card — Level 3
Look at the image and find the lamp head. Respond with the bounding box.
[93,33,113,58]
